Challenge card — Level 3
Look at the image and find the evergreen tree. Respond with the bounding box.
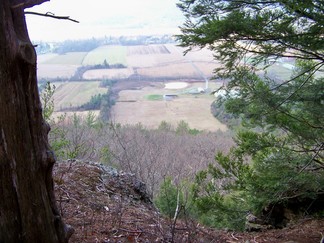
[177,0,324,225]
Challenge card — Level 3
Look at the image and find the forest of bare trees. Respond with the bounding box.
[49,114,234,198]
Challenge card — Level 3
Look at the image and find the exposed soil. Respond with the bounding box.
[127,45,170,55]
[53,161,324,243]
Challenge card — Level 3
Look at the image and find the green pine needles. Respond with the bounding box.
[177,0,324,229]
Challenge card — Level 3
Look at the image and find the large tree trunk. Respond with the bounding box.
[0,0,72,242]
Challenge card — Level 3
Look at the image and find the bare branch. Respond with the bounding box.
[24,11,79,23]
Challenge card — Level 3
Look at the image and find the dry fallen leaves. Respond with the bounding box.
[53,161,324,243]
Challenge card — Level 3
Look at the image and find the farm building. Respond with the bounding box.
[163,94,178,101]
[188,87,205,95]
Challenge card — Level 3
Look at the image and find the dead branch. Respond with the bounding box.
[24,11,79,23]
[231,232,239,241]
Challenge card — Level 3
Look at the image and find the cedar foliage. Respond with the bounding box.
[177,0,324,229]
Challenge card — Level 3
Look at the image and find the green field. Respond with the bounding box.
[82,45,127,66]
[145,94,164,100]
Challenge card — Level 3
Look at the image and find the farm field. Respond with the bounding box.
[50,79,226,132]
[37,53,59,63]
[136,62,217,80]
[37,44,221,80]
[37,43,295,81]
[126,44,180,67]
[39,43,300,131]
[111,81,227,132]
[37,64,78,79]
[82,44,219,80]
[82,45,127,66]
[42,52,87,65]
[83,68,133,80]
[52,81,107,111]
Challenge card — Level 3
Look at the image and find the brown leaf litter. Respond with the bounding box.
[53,161,324,243]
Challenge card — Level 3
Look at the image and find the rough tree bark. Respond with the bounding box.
[0,0,73,242]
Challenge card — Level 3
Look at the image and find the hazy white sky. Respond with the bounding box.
[26,0,185,41]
